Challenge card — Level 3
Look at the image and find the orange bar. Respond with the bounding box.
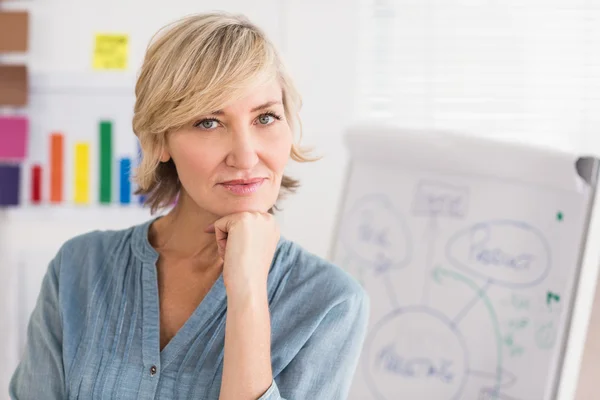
[50,132,64,203]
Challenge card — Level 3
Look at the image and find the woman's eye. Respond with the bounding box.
[201,120,218,129]
[258,114,274,125]
[194,119,219,129]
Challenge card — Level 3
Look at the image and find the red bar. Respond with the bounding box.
[31,164,41,204]
[50,132,63,203]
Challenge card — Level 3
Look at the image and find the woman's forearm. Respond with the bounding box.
[219,284,273,400]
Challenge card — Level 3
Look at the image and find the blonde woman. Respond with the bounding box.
[9,12,369,400]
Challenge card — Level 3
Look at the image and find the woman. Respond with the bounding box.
[9,12,369,400]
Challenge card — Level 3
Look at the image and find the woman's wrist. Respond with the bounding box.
[225,281,269,307]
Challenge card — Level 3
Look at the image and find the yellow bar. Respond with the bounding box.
[74,142,90,204]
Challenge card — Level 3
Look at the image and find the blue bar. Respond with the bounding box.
[119,157,131,205]
[0,164,20,206]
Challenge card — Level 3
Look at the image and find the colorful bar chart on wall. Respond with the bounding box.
[1,118,147,207]
[74,142,90,204]
[0,116,28,160]
[0,164,21,206]
[120,157,131,204]
[50,132,64,203]
[99,120,112,204]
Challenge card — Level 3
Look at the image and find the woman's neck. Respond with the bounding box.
[148,191,221,271]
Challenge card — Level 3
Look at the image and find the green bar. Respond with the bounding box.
[99,120,112,203]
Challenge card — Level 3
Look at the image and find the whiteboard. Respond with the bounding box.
[330,124,600,400]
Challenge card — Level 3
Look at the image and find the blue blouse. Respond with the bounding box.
[9,217,370,399]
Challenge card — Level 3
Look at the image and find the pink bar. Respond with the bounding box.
[0,116,28,161]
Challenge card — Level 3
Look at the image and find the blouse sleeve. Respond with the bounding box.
[9,254,65,399]
[257,291,370,400]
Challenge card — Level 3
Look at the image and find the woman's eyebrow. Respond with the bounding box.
[251,100,283,112]
[208,100,283,115]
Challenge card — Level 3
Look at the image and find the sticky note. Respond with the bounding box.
[93,34,129,70]
[0,116,28,160]
[0,65,28,106]
[0,11,29,52]
[74,142,90,204]
[0,164,20,206]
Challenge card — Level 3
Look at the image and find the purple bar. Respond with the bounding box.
[0,117,28,161]
[0,164,20,206]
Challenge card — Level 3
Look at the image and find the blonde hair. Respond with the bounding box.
[132,11,315,214]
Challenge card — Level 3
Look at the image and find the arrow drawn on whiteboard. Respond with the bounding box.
[452,280,492,326]
[468,368,517,388]
[412,180,470,305]
[433,268,504,395]
[421,215,438,305]
[373,252,400,310]
[478,387,523,400]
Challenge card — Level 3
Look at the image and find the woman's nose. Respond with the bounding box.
[225,127,259,170]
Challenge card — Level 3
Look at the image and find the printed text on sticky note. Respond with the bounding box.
[93,34,129,70]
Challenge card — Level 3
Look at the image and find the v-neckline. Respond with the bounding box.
[135,217,228,370]
[156,268,227,368]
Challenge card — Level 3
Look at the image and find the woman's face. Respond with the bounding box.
[162,79,293,216]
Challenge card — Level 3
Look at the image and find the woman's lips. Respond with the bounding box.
[219,178,265,195]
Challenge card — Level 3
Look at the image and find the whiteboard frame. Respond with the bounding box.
[549,157,600,400]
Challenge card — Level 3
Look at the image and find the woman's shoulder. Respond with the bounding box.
[274,237,368,306]
[57,225,135,260]
[51,219,151,277]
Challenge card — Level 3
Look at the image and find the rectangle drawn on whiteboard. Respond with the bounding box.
[412,180,469,218]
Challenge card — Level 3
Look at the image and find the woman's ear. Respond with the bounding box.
[159,146,171,163]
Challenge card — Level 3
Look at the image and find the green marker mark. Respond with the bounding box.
[433,268,503,395]
[556,211,563,221]
[547,291,560,306]
[536,321,556,349]
[510,293,530,310]
[507,318,529,330]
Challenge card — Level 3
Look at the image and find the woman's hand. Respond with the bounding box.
[205,212,280,297]
[207,213,278,399]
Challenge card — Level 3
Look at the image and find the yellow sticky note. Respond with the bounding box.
[93,33,129,70]
[74,142,90,204]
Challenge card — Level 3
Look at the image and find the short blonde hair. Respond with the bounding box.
[132,12,314,214]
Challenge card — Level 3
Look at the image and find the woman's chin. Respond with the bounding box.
[209,200,274,216]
